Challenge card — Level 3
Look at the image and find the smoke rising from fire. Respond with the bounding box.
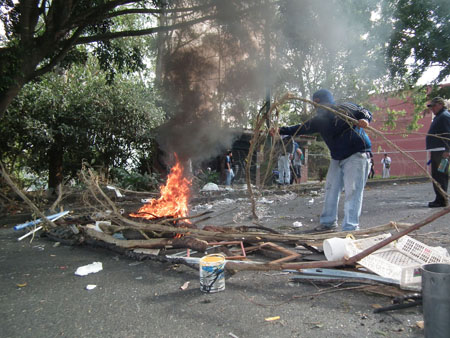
[156,0,387,165]
[156,47,241,165]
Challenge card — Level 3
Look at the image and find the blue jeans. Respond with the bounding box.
[320,152,370,231]
[278,155,291,184]
[225,169,234,186]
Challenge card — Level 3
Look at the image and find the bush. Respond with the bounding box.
[110,168,161,191]
[307,141,330,180]
[196,169,220,186]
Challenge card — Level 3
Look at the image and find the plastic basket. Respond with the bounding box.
[347,234,393,252]
[396,236,450,264]
[346,235,450,290]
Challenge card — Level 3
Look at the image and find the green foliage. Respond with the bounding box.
[110,167,161,191]
[95,41,146,83]
[276,0,387,100]
[0,1,169,115]
[428,85,450,100]
[406,86,429,131]
[318,167,328,182]
[307,141,330,180]
[383,108,406,131]
[14,167,48,192]
[384,0,450,83]
[1,58,165,184]
[196,169,220,185]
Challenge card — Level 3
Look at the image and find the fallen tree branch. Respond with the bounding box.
[49,183,63,213]
[1,163,57,230]
[246,93,293,219]
[225,207,450,271]
[80,163,414,244]
[84,227,208,251]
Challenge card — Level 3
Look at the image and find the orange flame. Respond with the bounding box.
[130,155,191,220]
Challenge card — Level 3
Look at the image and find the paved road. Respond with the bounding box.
[1,181,448,338]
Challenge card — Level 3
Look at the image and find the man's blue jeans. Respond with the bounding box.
[225,169,234,186]
[278,155,291,184]
[320,152,370,231]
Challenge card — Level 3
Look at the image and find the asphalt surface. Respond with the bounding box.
[1,179,449,338]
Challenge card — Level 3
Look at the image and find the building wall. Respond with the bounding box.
[369,95,432,177]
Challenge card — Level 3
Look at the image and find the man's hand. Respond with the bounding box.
[357,119,369,128]
[269,127,279,137]
[443,151,449,159]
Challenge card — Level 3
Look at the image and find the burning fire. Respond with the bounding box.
[131,155,191,221]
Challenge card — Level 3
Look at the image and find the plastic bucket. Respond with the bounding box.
[199,254,226,293]
[421,263,450,338]
[323,237,352,261]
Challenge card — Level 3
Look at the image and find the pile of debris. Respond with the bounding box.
[13,189,450,294]
[6,163,450,307]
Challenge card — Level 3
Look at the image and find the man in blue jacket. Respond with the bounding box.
[271,89,372,232]
[426,97,450,208]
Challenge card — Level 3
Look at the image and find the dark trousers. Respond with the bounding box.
[430,151,449,203]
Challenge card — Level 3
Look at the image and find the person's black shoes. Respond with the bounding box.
[428,201,448,208]
[314,224,338,232]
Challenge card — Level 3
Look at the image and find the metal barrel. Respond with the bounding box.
[421,263,450,338]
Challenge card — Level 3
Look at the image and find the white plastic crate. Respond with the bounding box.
[396,236,450,264]
[347,234,393,252]
[346,235,450,290]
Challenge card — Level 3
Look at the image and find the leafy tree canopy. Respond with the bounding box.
[0,0,218,114]
[1,58,165,187]
[384,0,450,84]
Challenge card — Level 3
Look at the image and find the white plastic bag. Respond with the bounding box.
[75,262,103,276]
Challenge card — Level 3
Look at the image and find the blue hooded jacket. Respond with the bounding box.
[279,89,372,160]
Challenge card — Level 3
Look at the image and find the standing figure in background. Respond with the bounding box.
[426,97,450,208]
[381,153,391,178]
[292,141,303,184]
[277,136,293,185]
[368,153,375,179]
[225,150,234,186]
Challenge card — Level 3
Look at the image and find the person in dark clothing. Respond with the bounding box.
[271,89,372,232]
[292,141,303,184]
[368,153,375,179]
[278,135,294,185]
[225,150,234,186]
[426,97,450,207]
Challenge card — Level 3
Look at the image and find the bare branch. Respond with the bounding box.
[32,25,86,79]
[0,163,57,230]
[103,3,215,19]
[74,13,216,45]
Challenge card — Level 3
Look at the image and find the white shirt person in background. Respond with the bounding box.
[381,153,392,178]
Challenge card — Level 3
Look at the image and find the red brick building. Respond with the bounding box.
[369,94,433,177]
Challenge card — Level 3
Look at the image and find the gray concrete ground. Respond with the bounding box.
[1,179,449,338]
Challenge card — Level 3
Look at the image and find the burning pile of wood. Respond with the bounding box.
[5,157,450,279]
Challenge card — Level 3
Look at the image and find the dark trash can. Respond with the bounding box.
[421,263,450,338]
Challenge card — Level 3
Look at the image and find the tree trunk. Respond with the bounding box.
[48,134,64,193]
[0,83,24,115]
[0,47,43,115]
[154,7,168,85]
